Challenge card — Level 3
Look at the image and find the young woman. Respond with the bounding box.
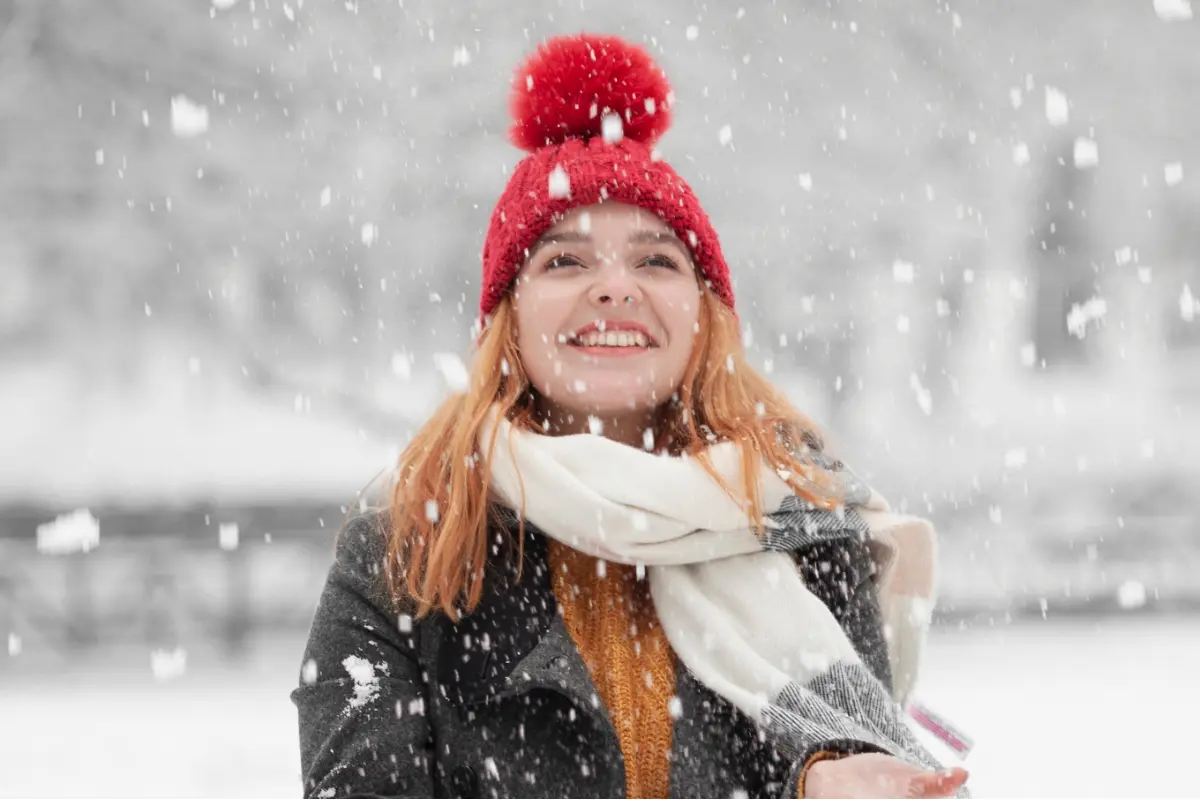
[292,34,969,799]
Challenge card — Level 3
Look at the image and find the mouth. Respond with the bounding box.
[560,321,658,352]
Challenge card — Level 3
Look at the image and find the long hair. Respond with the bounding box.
[380,287,841,619]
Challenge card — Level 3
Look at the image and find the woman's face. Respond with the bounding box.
[512,202,702,433]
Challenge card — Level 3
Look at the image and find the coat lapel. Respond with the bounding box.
[435,522,601,715]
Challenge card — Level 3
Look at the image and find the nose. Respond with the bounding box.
[587,265,643,308]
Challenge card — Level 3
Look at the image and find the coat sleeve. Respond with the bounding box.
[290,511,435,798]
[791,536,894,691]
[783,536,969,798]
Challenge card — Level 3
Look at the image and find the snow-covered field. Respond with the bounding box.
[1,615,1195,798]
[915,616,1199,798]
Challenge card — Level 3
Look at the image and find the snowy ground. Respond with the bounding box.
[1,615,1195,798]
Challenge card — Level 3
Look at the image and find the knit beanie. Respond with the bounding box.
[479,34,734,320]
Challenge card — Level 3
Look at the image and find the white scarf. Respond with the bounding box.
[483,409,953,770]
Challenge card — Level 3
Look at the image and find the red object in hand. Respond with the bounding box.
[909,701,975,758]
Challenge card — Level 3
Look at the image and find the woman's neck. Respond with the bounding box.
[535,403,661,450]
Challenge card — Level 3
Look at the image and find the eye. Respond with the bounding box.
[546,254,584,270]
[641,254,680,271]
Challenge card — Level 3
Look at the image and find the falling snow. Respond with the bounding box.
[909,373,933,415]
[601,114,624,144]
[1153,0,1193,20]
[1181,284,1199,322]
[1066,297,1108,338]
[548,165,571,199]
[218,522,239,551]
[1004,448,1028,469]
[390,351,413,379]
[1044,86,1069,126]
[36,509,100,555]
[150,647,188,682]
[432,352,470,391]
[360,223,378,246]
[169,95,209,137]
[1073,137,1099,168]
[1117,580,1148,609]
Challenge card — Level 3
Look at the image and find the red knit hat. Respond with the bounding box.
[479,34,734,320]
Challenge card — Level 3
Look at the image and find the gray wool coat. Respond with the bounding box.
[291,508,895,798]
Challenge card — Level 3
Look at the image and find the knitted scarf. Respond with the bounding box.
[482,410,950,772]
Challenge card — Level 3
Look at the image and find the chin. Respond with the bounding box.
[566,379,664,418]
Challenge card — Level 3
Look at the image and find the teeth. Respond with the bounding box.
[572,330,651,348]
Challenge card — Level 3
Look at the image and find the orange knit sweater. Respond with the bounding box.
[548,541,826,798]
[548,540,676,799]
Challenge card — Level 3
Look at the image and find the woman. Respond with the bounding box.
[292,34,969,799]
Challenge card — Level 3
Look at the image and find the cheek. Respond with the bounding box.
[516,319,553,361]
[514,292,567,376]
[515,280,572,326]
[658,290,702,341]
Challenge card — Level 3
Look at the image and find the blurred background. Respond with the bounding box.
[2,0,1198,796]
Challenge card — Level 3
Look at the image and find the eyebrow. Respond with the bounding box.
[628,230,685,248]
[527,228,687,259]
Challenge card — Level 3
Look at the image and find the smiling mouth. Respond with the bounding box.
[567,329,655,349]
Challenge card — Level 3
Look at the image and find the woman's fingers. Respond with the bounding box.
[908,767,969,798]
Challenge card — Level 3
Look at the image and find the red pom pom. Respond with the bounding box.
[509,34,673,152]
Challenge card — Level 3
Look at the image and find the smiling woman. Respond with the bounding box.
[293,33,967,800]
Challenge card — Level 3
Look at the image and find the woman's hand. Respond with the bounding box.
[805,753,969,798]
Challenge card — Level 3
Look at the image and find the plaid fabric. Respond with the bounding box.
[765,663,940,769]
